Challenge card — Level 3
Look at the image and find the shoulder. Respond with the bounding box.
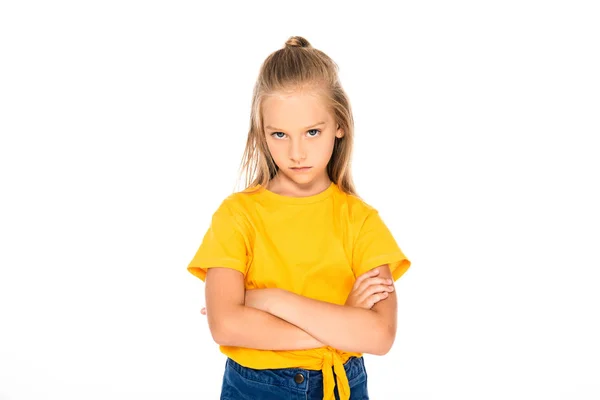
[338,188,378,224]
[212,184,259,212]
[211,189,259,234]
[220,188,259,215]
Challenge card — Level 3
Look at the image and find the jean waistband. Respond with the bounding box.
[225,355,366,392]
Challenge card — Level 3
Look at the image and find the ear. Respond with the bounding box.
[336,124,344,139]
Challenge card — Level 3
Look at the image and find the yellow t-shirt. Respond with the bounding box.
[187,181,411,400]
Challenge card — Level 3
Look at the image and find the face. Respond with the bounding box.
[262,88,344,192]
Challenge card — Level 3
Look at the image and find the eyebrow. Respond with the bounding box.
[265,121,326,132]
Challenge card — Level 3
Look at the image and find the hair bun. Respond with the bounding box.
[285,36,312,48]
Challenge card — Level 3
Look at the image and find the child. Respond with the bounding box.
[187,36,411,400]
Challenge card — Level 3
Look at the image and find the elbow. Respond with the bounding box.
[207,307,241,346]
[373,334,394,356]
[372,324,396,356]
[210,321,238,346]
[209,325,230,346]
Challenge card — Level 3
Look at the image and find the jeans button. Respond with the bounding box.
[294,373,305,384]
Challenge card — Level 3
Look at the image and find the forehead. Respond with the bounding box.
[262,90,331,129]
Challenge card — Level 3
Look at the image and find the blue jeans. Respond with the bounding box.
[220,356,369,400]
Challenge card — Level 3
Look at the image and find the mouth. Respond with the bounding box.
[291,167,312,171]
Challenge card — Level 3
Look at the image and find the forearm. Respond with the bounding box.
[266,290,393,355]
[212,304,325,351]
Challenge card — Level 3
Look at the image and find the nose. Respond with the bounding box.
[289,138,306,162]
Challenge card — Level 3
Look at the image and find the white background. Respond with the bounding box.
[1,1,599,399]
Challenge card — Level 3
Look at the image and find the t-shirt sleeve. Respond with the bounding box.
[187,200,250,282]
[352,209,411,281]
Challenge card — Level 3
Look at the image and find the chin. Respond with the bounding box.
[283,172,314,184]
[289,176,313,184]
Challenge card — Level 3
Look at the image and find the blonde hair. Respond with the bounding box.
[234,36,359,198]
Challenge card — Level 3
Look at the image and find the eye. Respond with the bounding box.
[270,129,321,139]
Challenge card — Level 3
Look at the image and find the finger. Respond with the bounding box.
[356,277,393,296]
[353,268,380,290]
[359,284,394,304]
[353,268,379,289]
[355,280,386,299]
[367,291,389,308]
[362,277,392,289]
[364,283,395,297]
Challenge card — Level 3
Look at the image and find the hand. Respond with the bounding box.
[345,267,395,309]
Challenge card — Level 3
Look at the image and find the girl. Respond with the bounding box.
[187,36,411,400]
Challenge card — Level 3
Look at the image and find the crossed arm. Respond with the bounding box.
[204,265,398,355]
